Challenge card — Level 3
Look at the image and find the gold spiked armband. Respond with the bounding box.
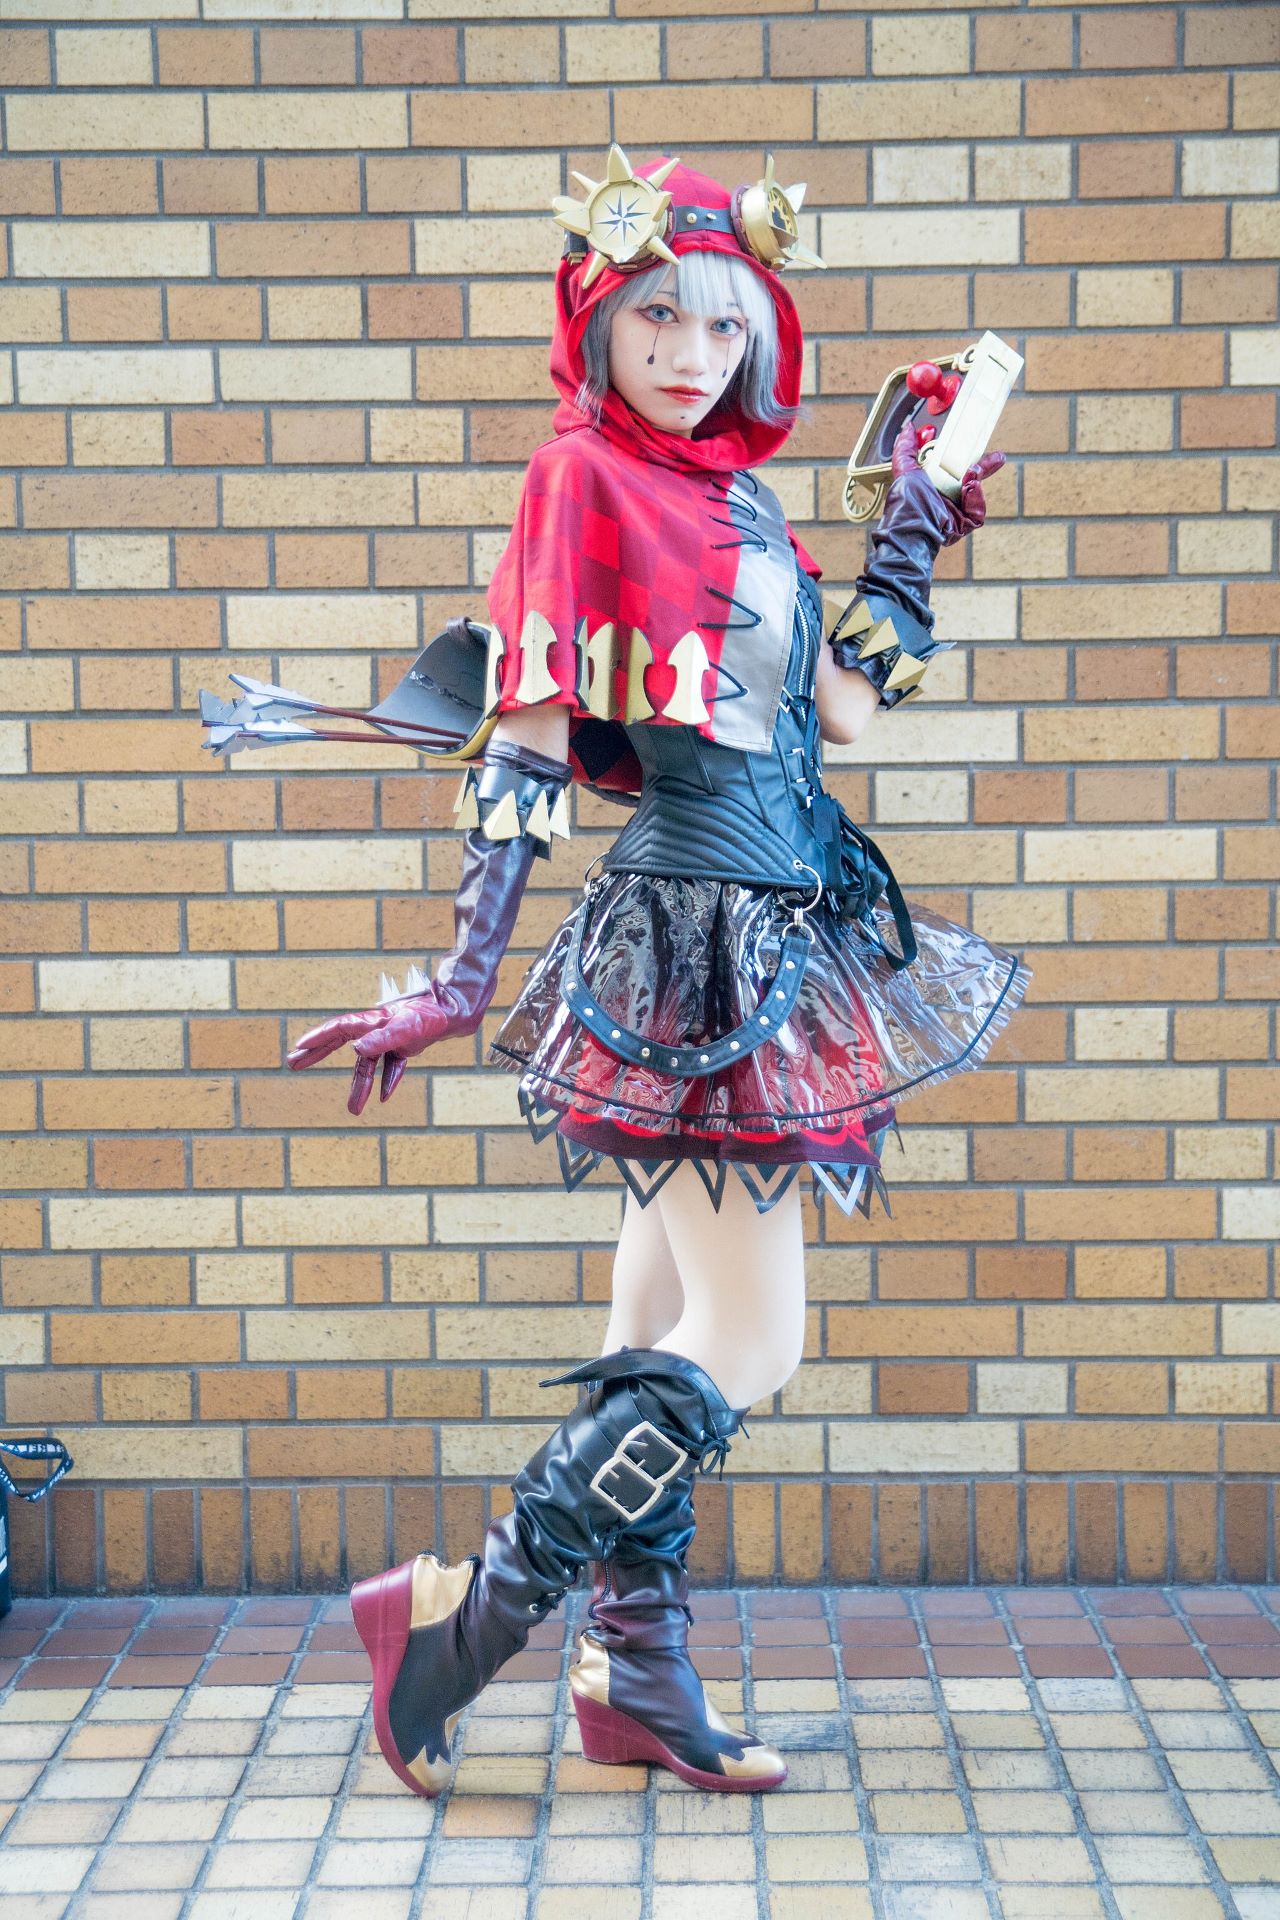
[821,590,954,711]
[452,744,571,859]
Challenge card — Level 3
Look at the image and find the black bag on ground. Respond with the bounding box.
[0,1437,73,1618]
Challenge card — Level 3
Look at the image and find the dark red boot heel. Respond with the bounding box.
[571,1682,787,1793]
[351,1553,475,1799]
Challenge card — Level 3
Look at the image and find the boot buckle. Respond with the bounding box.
[589,1421,688,1522]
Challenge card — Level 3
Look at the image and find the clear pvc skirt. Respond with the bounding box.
[488,871,1029,1213]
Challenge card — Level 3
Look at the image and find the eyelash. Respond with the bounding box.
[642,303,743,336]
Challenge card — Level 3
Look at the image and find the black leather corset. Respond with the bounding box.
[602,565,842,895]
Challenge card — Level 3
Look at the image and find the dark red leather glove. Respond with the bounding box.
[855,421,1006,632]
[287,740,571,1115]
[890,419,1006,544]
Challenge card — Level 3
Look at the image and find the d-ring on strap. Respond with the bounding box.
[558,896,814,1079]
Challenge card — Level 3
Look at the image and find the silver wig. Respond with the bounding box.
[573,250,797,431]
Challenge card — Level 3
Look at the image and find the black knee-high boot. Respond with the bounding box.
[350,1347,741,1797]
[573,1402,787,1791]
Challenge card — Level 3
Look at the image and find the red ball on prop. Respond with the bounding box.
[906,361,942,398]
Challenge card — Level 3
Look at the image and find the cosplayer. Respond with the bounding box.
[200,149,1026,1798]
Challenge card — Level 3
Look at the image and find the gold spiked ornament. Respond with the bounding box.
[882,651,930,695]
[479,788,521,842]
[551,144,680,291]
[452,770,481,829]
[732,154,825,272]
[856,619,898,662]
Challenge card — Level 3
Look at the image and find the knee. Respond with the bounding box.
[723,1333,805,1412]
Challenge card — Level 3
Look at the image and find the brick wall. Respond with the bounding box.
[1,3,1276,1594]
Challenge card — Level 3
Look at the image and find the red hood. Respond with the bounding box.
[548,155,806,478]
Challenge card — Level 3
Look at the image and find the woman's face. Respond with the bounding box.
[606,269,749,437]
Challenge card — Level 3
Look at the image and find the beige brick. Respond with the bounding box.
[1227,457,1280,510]
[196,1253,287,1307]
[1234,70,1280,130]
[53,27,153,85]
[971,522,1069,580]
[1222,1305,1280,1352]
[1,1314,44,1366]
[1076,269,1175,328]
[0,659,75,711]
[6,93,203,152]
[565,23,659,82]
[223,473,415,534]
[976,1364,1068,1415]
[245,1308,427,1364]
[17,349,213,406]
[49,1196,236,1250]
[418,466,521,526]
[1074,1008,1167,1062]
[1024,1306,1215,1360]
[89,1018,185,1072]
[369,408,464,463]
[820,79,1020,141]
[225,593,417,651]
[1025,830,1216,883]
[822,208,1019,269]
[975,143,1071,201]
[219,347,411,402]
[390,1251,477,1304]
[831,710,1017,768]
[207,92,405,150]
[1175,1364,1267,1416]
[1026,1069,1218,1123]
[72,411,168,468]
[430,1074,522,1128]
[1023,709,1219,764]
[1174,1129,1269,1183]
[232,838,422,894]
[0,286,63,344]
[1182,136,1279,198]
[242,1197,428,1249]
[435,1306,607,1362]
[970,889,1068,944]
[1076,396,1173,453]
[13,222,209,280]
[1178,518,1273,574]
[1020,579,1212,641]
[872,144,969,205]
[1231,203,1280,259]
[416,345,548,406]
[75,768,180,829]
[61,1425,242,1482]
[873,770,969,824]
[872,14,969,73]
[41,958,229,1013]
[75,536,171,591]
[1222,1190,1280,1243]
[0,724,29,775]
[828,1421,1018,1475]
[433,1189,621,1244]
[1230,328,1280,386]
[829,1307,1016,1358]
[267,285,363,342]
[780,1363,872,1417]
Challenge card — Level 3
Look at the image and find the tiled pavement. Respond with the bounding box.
[2,1586,1279,1920]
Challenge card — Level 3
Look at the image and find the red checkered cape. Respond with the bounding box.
[485,422,821,745]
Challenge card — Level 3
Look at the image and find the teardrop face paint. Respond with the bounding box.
[606,272,748,438]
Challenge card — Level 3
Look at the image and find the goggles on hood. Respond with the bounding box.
[552,144,826,291]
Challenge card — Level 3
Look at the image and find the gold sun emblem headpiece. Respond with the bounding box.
[551,144,824,290]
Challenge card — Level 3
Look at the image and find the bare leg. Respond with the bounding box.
[649,1162,807,1410]
[603,1188,685,1354]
